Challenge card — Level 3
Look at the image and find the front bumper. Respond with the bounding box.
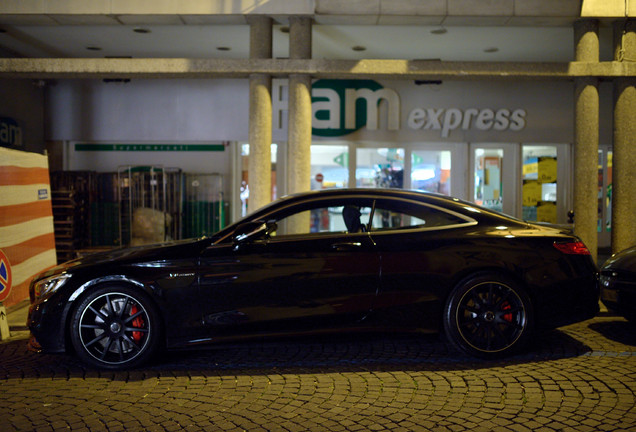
[27,300,69,353]
[600,272,636,320]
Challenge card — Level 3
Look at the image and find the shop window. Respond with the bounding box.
[412,150,451,195]
[310,145,349,190]
[522,146,557,223]
[356,148,405,188]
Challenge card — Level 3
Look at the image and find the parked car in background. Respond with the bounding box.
[600,245,636,322]
[28,188,599,369]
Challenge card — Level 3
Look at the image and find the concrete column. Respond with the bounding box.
[287,74,312,195]
[286,16,312,234]
[611,19,636,253]
[573,19,599,263]
[287,16,312,196]
[247,16,272,214]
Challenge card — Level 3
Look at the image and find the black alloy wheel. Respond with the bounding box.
[70,285,161,369]
[443,273,533,358]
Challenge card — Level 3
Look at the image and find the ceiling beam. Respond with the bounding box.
[0,58,634,80]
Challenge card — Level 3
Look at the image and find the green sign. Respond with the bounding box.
[333,152,349,168]
[312,79,385,137]
[75,144,225,152]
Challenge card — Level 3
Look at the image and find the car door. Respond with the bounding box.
[197,200,380,338]
[366,197,477,330]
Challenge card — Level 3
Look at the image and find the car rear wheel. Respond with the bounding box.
[443,273,533,358]
[70,285,161,369]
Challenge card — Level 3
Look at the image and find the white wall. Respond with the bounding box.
[46,79,247,174]
[46,79,249,142]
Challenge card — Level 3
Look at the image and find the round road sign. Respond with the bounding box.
[0,249,12,303]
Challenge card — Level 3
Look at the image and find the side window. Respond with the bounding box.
[370,199,467,231]
[272,203,373,237]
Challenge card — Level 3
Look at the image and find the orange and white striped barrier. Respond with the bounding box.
[0,147,56,308]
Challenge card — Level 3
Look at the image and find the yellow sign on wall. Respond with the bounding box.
[522,180,541,206]
[538,157,557,183]
[537,201,557,223]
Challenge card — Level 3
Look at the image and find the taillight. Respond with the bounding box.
[553,241,591,255]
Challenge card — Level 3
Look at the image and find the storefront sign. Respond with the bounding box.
[286,80,528,139]
[407,107,525,138]
[311,79,400,137]
[75,144,225,152]
[0,117,22,149]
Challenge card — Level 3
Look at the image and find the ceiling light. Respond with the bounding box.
[352,45,366,52]
[86,46,102,51]
[217,47,231,51]
[484,47,499,53]
[431,28,447,35]
[133,28,151,34]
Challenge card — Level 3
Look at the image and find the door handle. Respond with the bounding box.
[331,242,362,251]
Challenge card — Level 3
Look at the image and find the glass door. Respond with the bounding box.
[470,143,519,217]
[354,144,463,198]
[521,144,571,224]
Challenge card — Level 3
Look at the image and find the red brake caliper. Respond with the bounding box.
[130,304,144,342]
[501,301,513,323]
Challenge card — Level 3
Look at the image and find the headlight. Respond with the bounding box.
[600,272,617,289]
[33,274,72,298]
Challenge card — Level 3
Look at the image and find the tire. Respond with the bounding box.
[443,273,534,359]
[69,285,161,369]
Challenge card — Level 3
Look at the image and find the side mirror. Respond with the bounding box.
[233,220,277,246]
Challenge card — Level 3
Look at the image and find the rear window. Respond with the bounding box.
[369,199,470,231]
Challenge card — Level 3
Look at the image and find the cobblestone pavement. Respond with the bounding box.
[1,314,635,432]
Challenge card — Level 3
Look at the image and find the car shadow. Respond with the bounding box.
[588,319,636,347]
[0,329,594,381]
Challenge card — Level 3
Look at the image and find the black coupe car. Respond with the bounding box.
[600,245,636,322]
[28,189,599,369]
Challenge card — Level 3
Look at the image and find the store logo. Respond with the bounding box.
[273,80,527,138]
[0,117,22,148]
[407,107,526,138]
[311,80,400,137]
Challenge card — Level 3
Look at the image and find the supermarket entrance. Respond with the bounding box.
[302,141,572,224]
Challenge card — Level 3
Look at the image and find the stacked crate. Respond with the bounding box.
[50,171,93,262]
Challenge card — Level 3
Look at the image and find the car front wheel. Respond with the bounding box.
[443,273,533,358]
[70,285,161,369]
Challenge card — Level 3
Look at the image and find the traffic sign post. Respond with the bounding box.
[0,304,9,340]
[0,249,12,340]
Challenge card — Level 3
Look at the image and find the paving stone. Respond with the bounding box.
[1,316,636,431]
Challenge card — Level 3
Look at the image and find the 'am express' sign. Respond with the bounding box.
[0,117,22,148]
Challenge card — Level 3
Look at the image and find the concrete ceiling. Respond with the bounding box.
[0,1,619,63]
[0,22,619,63]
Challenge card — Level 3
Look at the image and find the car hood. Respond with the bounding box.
[602,246,636,272]
[37,238,208,279]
